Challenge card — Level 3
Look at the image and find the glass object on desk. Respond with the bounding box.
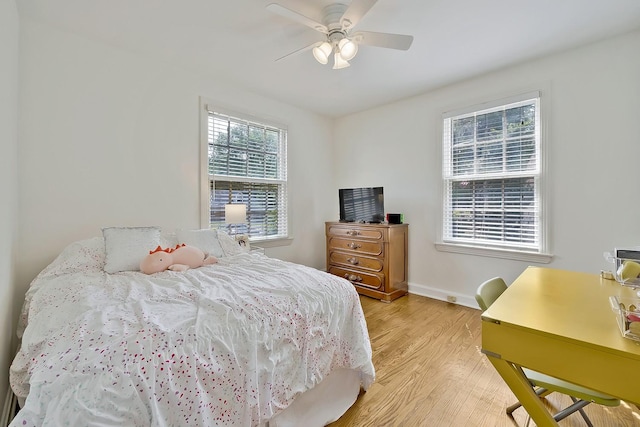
[610,295,640,341]
[604,250,640,295]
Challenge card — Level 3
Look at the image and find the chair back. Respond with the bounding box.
[475,277,508,310]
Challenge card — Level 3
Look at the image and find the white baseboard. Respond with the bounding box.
[408,281,480,309]
[1,385,17,427]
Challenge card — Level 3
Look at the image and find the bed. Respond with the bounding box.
[9,227,375,426]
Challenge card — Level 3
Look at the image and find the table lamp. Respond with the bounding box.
[225,203,246,235]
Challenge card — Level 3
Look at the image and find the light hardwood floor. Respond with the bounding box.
[329,294,640,427]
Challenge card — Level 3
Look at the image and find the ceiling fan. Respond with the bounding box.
[266,0,414,69]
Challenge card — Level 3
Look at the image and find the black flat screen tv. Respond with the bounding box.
[339,187,384,223]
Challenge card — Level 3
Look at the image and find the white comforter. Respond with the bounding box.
[10,238,375,426]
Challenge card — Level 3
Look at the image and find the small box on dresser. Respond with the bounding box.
[325,221,408,302]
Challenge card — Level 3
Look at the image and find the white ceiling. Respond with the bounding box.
[17,0,640,117]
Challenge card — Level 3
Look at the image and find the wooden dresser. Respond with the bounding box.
[325,221,408,302]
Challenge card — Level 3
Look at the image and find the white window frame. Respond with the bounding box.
[200,99,291,245]
[436,91,552,263]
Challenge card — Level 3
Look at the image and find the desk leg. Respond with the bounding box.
[485,354,558,427]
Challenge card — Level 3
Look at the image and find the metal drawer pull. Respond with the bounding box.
[347,257,359,265]
[344,273,363,282]
[347,242,361,249]
[346,230,360,236]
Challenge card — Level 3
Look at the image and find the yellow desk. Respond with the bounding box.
[481,266,640,426]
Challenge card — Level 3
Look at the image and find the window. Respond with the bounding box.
[440,92,546,257]
[204,104,288,240]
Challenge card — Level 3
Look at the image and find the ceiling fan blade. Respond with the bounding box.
[274,42,319,62]
[340,0,377,30]
[266,3,328,34]
[353,31,414,50]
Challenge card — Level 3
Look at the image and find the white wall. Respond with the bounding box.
[334,30,640,306]
[0,0,19,410]
[13,0,640,343]
[16,19,335,296]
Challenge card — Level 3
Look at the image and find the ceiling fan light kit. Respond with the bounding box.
[267,0,413,69]
[313,35,357,68]
[333,51,351,69]
[338,38,358,61]
[312,42,332,64]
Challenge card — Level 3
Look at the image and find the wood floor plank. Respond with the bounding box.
[329,294,640,426]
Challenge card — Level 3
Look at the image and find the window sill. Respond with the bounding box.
[435,242,553,264]
[250,236,293,249]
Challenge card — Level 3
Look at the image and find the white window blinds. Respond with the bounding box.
[442,93,542,251]
[207,106,288,239]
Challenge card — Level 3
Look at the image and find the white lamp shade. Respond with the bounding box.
[338,38,358,61]
[312,42,332,65]
[225,204,246,224]
[332,52,350,69]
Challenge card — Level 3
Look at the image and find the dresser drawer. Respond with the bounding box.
[329,252,383,272]
[328,265,384,291]
[328,237,384,257]
[326,224,385,241]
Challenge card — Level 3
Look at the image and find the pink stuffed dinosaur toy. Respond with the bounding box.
[140,244,218,274]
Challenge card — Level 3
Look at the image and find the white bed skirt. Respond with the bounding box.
[267,368,362,427]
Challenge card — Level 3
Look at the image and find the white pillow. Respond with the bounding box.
[175,228,224,258]
[160,232,178,249]
[235,234,251,253]
[217,230,249,256]
[102,226,161,273]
